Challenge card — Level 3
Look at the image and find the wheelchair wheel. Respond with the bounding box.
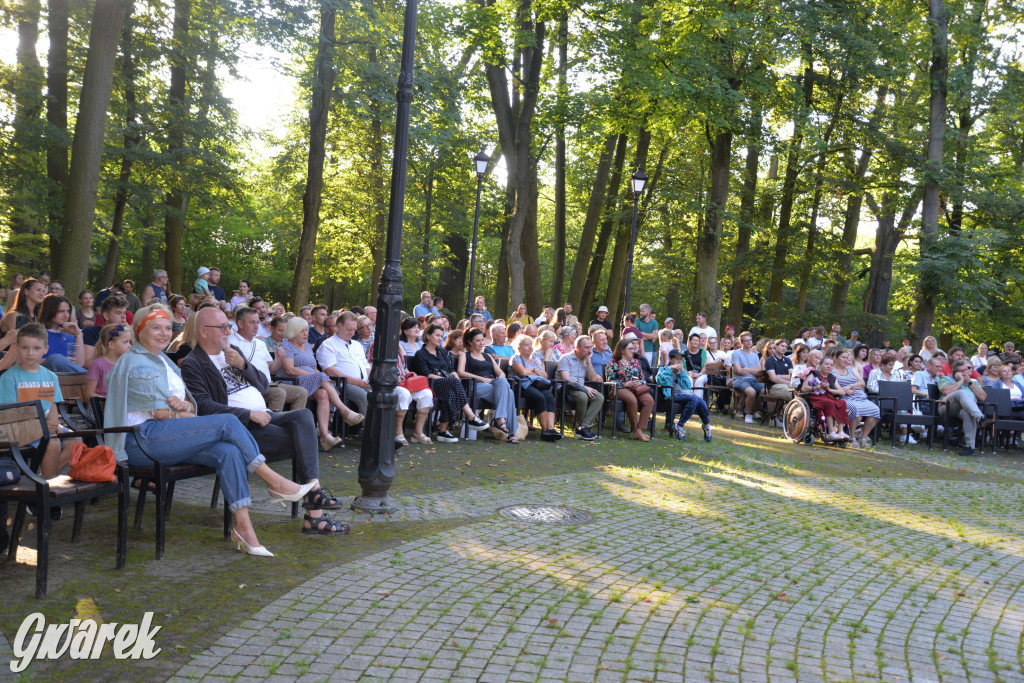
[838,439,848,448]
[804,433,814,446]
[783,397,812,443]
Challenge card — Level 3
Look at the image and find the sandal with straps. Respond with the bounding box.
[301,513,349,535]
[303,487,342,511]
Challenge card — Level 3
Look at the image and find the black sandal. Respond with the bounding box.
[303,487,341,511]
[491,418,509,434]
[301,513,349,535]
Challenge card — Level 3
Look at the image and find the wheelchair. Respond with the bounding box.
[782,397,849,447]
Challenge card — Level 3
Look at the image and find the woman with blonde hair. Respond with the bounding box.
[279,316,364,451]
[533,329,561,363]
[166,312,199,364]
[919,336,940,363]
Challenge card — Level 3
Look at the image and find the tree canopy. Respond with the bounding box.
[1,0,1022,348]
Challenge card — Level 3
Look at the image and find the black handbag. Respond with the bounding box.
[532,378,552,390]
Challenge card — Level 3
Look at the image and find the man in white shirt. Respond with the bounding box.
[230,306,307,411]
[316,310,370,415]
[688,312,718,343]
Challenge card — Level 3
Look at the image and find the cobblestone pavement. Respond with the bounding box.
[171,462,1024,682]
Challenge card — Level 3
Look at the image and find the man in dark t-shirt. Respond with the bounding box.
[683,332,708,398]
[590,306,613,332]
[764,338,794,403]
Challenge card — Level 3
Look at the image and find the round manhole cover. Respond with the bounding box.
[498,504,593,526]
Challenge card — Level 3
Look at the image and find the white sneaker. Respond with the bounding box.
[744,414,754,424]
[903,434,918,445]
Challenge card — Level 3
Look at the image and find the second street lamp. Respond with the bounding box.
[465,150,489,318]
[623,168,647,317]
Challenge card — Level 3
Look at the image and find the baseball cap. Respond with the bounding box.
[851,330,859,336]
[668,349,683,359]
[665,317,674,323]
[622,332,639,341]
[197,266,211,276]
[597,306,609,313]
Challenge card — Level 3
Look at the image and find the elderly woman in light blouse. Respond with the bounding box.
[104,305,317,557]
[510,334,560,440]
[279,316,364,451]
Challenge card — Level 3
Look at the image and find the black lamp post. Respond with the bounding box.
[465,150,489,318]
[352,0,418,514]
[622,168,647,317]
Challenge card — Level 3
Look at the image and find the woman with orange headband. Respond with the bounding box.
[103,304,315,557]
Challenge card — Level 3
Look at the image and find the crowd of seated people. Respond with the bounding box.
[7,267,1024,556]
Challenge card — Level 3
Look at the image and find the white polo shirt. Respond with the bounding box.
[316,334,370,381]
[230,332,274,382]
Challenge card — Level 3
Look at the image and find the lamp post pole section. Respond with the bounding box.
[465,150,489,318]
[352,0,419,514]
[622,168,647,317]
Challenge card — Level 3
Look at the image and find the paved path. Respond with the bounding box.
[171,462,1024,682]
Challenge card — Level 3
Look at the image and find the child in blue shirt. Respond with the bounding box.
[0,323,79,477]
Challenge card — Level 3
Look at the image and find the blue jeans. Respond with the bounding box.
[123,415,266,513]
[474,377,518,433]
[43,355,86,374]
[673,392,710,426]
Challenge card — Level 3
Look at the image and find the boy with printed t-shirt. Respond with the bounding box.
[0,323,80,477]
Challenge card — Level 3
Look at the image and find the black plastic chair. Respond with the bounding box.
[876,380,937,449]
[0,400,130,598]
[982,386,1024,453]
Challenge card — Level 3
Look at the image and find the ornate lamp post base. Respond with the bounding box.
[351,493,396,514]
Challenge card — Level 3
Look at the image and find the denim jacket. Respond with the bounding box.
[103,342,196,461]
[656,365,693,400]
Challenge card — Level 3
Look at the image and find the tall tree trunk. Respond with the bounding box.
[494,183,513,315]
[766,49,814,328]
[163,0,191,295]
[864,192,921,318]
[291,0,336,308]
[568,133,616,312]
[581,133,628,318]
[912,0,948,345]
[694,127,733,332]
[103,13,138,288]
[46,0,70,269]
[141,216,154,282]
[829,86,886,315]
[522,162,543,313]
[796,90,846,313]
[480,0,545,310]
[727,110,761,330]
[5,0,44,269]
[605,128,651,326]
[420,166,433,292]
[57,0,132,295]
[549,15,568,305]
[437,232,469,315]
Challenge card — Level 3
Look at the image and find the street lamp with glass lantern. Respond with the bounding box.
[622,168,647,317]
[465,150,490,318]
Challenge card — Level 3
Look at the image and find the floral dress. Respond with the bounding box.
[605,358,645,387]
[280,340,331,396]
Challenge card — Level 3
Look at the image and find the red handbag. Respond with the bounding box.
[399,375,430,393]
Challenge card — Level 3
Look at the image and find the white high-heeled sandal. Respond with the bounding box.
[231,528,274,557]
[268,480,318,506]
